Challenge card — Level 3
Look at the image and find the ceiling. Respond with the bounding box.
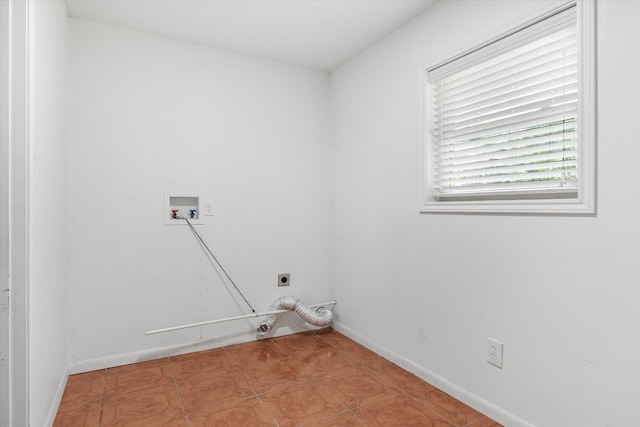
[65,0,437,72]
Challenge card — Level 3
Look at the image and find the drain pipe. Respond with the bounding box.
[257,296,334,336]
[146,300,335,335]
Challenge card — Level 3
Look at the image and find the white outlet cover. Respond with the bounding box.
[487,338,503,369]
[205,201,214,216]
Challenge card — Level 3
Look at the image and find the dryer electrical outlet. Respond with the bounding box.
[278,274,290,287]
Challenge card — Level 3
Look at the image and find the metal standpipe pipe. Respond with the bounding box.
[257,296,334,336]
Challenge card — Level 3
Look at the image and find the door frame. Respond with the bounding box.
[1,0,30,425]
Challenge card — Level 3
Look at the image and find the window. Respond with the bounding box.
[422,1,595,214]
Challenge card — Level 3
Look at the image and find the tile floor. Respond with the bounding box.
[54,329,502,426]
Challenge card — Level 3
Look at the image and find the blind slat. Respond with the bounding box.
[435,86,578,131]
[432,103,577,143]
[438,119,576,155]
[436,42,577,102]
[440,139,577,168]
[434,71,578,119]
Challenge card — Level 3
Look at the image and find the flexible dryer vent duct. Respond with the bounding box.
[257,296,333,336]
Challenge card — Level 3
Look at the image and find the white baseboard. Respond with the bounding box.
[68,319,321,375]
[332,321,534,427]
[44,365,70,427]
[69,332,256,374]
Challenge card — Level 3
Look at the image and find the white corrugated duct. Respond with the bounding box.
[257,296,334,336]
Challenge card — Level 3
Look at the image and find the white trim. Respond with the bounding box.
[576,0,597,215]
[44,365,69,427]
[0,1,11,422]
[0,1,30,425]
[332,321,535,427]
[69,322,322,374]
[70,338,242,374]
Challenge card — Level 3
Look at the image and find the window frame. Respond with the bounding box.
[421,0,596,215]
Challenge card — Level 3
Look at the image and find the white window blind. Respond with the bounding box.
[427,6,579,201]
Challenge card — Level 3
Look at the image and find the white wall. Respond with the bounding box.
[67,19,333,370]
[61,2,640,426]
[331,1,640,426]
[28,0,69,425]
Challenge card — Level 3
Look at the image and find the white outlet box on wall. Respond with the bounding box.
[164,192,204,225]
[487,338,504,369]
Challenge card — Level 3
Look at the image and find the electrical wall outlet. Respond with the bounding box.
[487,338,503,369]
[278,273,290,287]
[205,201,214,216]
